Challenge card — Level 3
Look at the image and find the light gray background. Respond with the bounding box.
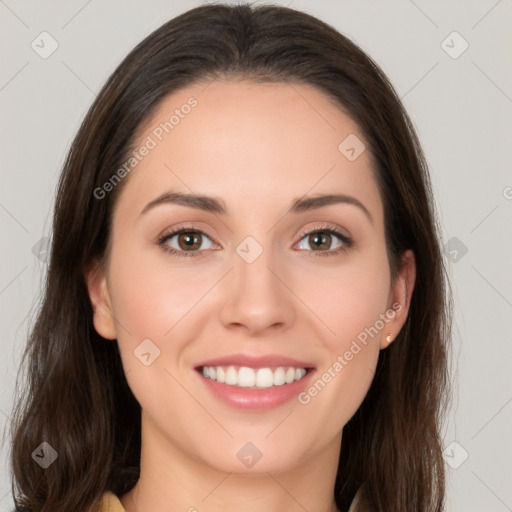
[1,1,511,510]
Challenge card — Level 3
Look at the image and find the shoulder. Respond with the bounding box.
[96,491,125,512]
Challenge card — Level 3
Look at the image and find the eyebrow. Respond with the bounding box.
[140,191,373,223]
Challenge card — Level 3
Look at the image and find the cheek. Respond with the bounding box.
[294,252,390,415]
[106,243,215,413]
[295,254,391,349]
[107,241,219,341]
[295,271,388,436]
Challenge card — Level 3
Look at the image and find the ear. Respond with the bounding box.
[380,249,416,349]
[85,260,117,340]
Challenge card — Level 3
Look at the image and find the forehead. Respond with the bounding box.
[115,78,382,225]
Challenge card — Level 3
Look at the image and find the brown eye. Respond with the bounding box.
[296,228,348,254]
[308,232,332,251]
[177,231,202,251]
[160,228,215,254]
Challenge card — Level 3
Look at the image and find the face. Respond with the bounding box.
[87,79,415,475]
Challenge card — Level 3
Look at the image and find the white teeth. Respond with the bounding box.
[200,365,308,389]
[285,367,296,384]
[225,366,237,385]
[273,367,286,386]
[238,367,255,387]
[216,366,225,383]
[256,368,274,388]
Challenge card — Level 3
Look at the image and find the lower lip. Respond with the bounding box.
[196,369,315,411]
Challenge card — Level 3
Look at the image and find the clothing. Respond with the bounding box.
[97,485,368,511]
[97,491,124,512]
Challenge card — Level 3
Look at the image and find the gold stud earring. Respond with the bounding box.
[386,333,393,343]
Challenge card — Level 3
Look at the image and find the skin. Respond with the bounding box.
[87,79,416,512]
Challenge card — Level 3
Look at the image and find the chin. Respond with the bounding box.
[195,436,309,476]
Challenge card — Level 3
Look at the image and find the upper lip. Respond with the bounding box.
[195,353,315,370]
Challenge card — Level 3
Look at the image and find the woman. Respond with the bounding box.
[9,3,451,511]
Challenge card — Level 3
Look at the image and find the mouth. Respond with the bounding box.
[193,354,316,410]
[197,365,311,389]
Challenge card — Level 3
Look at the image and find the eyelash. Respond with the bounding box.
[157,224,352,259]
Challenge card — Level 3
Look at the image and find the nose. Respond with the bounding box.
[218,243,296,337]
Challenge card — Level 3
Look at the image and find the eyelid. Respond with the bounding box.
[293,222,351,244]
[158,221,217,238]
[157,223,219,246]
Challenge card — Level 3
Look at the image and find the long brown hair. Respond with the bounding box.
[8,4,451,511]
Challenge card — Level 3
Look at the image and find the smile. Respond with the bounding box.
[200,365,308,389]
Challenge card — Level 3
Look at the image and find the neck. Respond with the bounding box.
[120,414,341,512]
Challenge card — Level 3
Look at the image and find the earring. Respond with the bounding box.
[386,333,393,343]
